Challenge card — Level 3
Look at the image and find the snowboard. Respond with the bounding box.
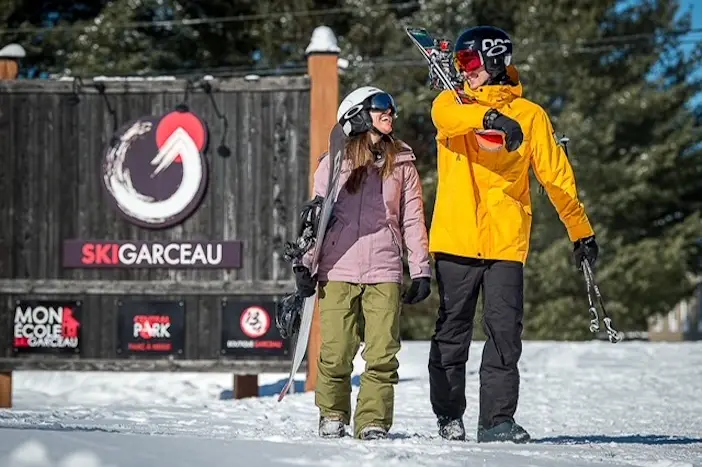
[277,122,346,402]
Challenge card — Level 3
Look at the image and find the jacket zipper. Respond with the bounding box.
[358,172,366,283]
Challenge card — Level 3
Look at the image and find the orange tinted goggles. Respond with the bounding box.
[454,49,483,73]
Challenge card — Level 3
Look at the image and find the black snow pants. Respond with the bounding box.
[428,253,524,429]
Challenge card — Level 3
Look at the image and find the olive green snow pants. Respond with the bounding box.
[314,281,402,438]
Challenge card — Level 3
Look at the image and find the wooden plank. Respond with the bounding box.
[233,375,259,399]
[0,90,14,280]
[0,358,302,373]
[0,279,294,295]
[0,79,311,364]
[0,76,310,94]
[0,372,10,408]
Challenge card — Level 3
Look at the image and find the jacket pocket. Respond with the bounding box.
[322,218,344,249]
[316,218,342,261]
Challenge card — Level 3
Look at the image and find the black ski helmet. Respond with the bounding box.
[453,26,513,80]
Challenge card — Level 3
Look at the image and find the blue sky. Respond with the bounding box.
[681,0,701,27]
[680,0,701,107]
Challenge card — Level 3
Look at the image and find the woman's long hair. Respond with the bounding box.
[344,132,404,194]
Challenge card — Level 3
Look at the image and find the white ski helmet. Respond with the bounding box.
[337,86,397,136]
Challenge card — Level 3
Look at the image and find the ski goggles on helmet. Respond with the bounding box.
[367,92,397,116]
[454,49,484,73]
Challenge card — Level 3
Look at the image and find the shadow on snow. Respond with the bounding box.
[219,375,417,400]
[533,434,702,446]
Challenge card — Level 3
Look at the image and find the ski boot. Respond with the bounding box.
[437,416,466,441]
[358,425,388,440]
[318,416,345,438]
[477,420,530,443]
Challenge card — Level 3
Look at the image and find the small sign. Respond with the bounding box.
[62,240,242,269]
[12,300,82,354]
[220,298,288,357]
[116,299,185,357]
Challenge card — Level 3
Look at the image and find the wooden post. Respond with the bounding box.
[0,372,11,408]
[0,43,23,410]
[233,374,258,399]
[0,43,26,80]
[304,26,340,392]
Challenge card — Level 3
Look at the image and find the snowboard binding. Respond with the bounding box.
[275,292,304,340]
[283,195,324,263]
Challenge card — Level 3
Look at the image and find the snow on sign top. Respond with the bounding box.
[305,26,340,55]
[0,43,26,58]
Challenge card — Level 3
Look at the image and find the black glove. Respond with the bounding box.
[293,265,317,298]
[483,108,524,152]
[402,277,431,304]
[573,236,599,271]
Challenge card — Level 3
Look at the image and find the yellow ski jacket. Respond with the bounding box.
[429,65,594,264]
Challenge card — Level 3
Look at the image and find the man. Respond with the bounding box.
[427,25,599,443]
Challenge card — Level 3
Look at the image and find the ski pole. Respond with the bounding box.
[581,258,623,343]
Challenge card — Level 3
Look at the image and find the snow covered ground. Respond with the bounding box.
[1,340,701,467]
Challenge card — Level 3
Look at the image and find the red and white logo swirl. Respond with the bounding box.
[103,110,209,229]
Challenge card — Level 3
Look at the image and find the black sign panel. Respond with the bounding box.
[220,298,288,358]
[116,299,185,358]
[12,300,82,354]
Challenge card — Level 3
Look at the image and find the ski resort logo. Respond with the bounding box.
[220,300,287,356]
[128,314,173,352]
[134,314,172,340]
[102,110,209,229]
[13,301,82,354]
[240,306,271,339]
[116,301,185,356]
[62,240,242,269]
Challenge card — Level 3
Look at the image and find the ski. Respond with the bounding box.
[405,26,464,103]
[277,122,346,402]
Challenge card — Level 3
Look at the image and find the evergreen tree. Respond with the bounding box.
[0,0,109,76]
[510,0,702,338]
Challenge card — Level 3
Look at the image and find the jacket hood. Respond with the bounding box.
[395,140,416,163]
[462,65,523,106]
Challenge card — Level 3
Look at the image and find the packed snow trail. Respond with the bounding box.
[1,341,701,467]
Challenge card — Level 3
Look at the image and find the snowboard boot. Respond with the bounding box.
[358,425,388,440]
[477,421,531,443]
[437,416,466,441]
[318,416,345,438]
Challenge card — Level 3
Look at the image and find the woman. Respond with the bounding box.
[294,86,432,440]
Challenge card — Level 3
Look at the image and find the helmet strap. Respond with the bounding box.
[487,69,515,86]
